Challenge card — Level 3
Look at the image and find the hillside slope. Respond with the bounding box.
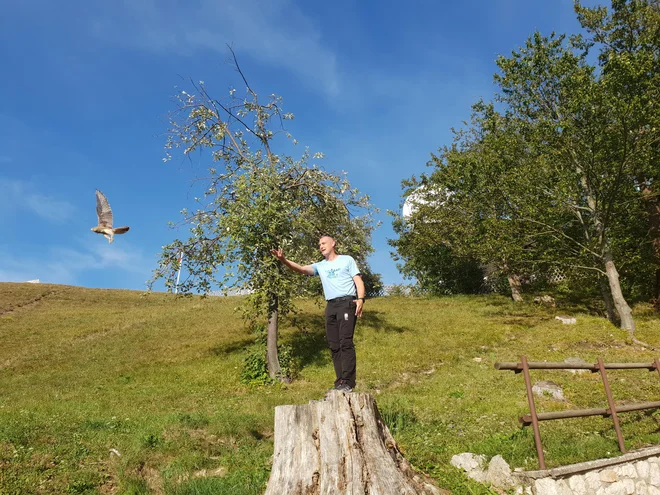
[1,282,660,494]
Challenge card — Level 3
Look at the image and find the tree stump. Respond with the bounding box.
[264,391,445,495]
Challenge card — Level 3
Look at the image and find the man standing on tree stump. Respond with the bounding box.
[271,235,365,393]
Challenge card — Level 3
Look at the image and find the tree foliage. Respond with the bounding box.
[149,49,378,379]
[575,0,660,301]
[390,0,660,335]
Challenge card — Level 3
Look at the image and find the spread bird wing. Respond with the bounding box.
[95,190,114,228]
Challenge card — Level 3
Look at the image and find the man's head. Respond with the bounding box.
[318,235,337,259]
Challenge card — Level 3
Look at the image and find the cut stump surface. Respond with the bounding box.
[264,391,445,495]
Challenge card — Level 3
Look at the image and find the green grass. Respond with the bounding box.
[1,283,660,494]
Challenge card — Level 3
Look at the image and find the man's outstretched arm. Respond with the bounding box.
[270,248,315,276]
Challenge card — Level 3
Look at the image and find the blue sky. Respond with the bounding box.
[0,0,596,291]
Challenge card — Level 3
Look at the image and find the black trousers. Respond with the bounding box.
[325,298,357,388]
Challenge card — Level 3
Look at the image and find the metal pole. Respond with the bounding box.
[520,401,660,424]
[597,357,626,454]
[521,355,546,469]
[174,251,184,294]
[495,361,656,371]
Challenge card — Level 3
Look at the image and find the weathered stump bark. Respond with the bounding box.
[264,391,445,495]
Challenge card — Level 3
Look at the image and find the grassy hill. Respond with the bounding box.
[2,282,660,494]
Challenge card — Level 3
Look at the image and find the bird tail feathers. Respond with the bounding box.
[113,226,130,234]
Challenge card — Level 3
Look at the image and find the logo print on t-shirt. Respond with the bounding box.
[325,268,341,279]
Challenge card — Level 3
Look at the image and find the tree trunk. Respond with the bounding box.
[641,184,660,300]
[598,275,618,325]
[266,294,282,381]
[576,170,636,333]
[265,391,446,495]
[604,252,636,335]
[507,273,524,302]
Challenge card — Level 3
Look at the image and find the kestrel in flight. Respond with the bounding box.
[91,190,130,243]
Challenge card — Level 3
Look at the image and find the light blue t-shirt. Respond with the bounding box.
[312,255,361,300]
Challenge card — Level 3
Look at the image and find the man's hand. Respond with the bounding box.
[270,247,285,261]
[354,299,364,317]
[352,274,365,317]
[272,248,315,275]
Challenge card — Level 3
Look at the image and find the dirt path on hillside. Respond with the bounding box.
[0,289,59,317]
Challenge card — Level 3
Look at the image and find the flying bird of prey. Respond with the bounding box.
[91,190,130,243]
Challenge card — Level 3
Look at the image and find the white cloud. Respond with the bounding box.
[86,241,151,275]
[0,250,77,285]
[87,0,340,97]
[0,177,75,223]
[0,238,154,288]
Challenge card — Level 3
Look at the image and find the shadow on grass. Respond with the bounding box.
[500,317,548,328]
[209,337,255,356]
[208,307,416,373]
[486,291,638,322]
[360,310,410,334]
[287,313,329,369]
[285,309,412,371]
